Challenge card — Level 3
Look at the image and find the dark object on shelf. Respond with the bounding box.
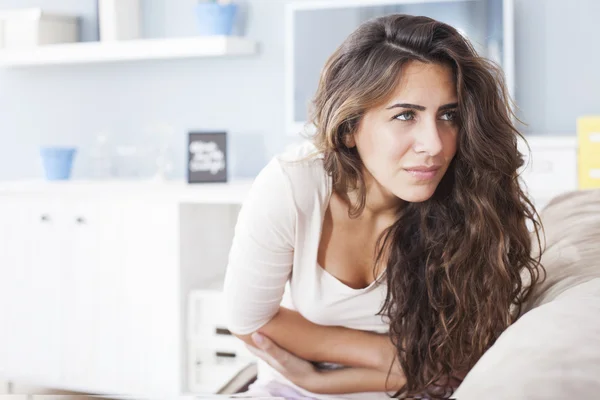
[187,131,228,183]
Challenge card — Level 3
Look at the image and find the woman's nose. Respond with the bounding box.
[412,122,443,156]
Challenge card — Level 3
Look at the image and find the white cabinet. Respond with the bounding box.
[0,184,243,397]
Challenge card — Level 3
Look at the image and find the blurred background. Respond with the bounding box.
[0,0,597,182]
[0,0,598,399]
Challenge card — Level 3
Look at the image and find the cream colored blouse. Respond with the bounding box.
[224,142,390,400]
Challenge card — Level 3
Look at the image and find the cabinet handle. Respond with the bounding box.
[40,214,51,222]
[75,217,86,224]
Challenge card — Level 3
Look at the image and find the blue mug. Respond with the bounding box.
[40,146,77,180]
[195,3,238,36]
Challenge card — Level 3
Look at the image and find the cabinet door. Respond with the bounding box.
[0,197,32,378]
[0,197,64,385]
[61,200,125,394]
[118,199,181,396]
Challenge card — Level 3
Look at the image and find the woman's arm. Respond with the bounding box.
[310,367,405,394]
[233,306,397,373]
[246,332,404,394]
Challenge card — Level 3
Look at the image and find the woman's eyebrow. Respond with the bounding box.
[386,103,425,111]
[438,102,458,111]
[385,102,458,111]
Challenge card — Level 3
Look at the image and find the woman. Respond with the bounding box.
[224,14,543,399]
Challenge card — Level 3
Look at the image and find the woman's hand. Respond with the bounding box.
[246,332,323,391]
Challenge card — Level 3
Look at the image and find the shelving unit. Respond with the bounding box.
[0,36,258,67]
[0,180,245,397]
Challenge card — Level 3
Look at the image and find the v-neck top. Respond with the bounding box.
[224,141,390,400]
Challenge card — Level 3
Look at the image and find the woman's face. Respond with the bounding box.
[350,61,459,204]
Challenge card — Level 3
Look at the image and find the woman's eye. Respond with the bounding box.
[394,111,415,121]
[440,110,458,121]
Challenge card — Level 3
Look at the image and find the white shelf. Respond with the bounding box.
[0,179,255,204]
[0,36,258,67]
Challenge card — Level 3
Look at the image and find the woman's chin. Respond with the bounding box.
[394,185,438,203]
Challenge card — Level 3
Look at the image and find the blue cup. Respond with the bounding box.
[40,146,77,180]
[195,3,238,36]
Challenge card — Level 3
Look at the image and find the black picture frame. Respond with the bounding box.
[187,131,228,183]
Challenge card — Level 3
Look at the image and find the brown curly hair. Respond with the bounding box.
[309,14,545,399]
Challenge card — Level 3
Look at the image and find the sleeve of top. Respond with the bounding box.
[223,158,296,335]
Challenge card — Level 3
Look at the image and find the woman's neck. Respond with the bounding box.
[348,169,403,218]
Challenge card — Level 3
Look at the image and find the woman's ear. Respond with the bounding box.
[344,133,356,148]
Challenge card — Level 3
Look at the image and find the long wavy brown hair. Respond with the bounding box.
[309,14,545,399]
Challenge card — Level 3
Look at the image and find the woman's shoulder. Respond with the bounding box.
[253,141,330,215]
[278,140,330,201]
[275,140,326,175]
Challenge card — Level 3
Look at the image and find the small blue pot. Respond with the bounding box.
[195,3,238,36]
[40,146,77,180]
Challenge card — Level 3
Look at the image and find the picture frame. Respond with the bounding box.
[187,131,228,183]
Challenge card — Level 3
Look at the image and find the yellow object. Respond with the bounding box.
[578,160,600,189]
[577,116,600,189]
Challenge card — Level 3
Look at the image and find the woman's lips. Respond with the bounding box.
[403,166,441,180]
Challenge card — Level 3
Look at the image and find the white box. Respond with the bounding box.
[98,0,140,41]
[187,290,257,394]
[517,135,578,203]
[0,8,79,49]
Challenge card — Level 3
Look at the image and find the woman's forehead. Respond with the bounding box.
[381,62,458,108]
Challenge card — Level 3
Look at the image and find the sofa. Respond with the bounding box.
[454,189,600,399]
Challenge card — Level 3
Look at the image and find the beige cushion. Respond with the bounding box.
[521,189,600,313]
[454,189,600,400]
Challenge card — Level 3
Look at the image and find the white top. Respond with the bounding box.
[224,142,390,400]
